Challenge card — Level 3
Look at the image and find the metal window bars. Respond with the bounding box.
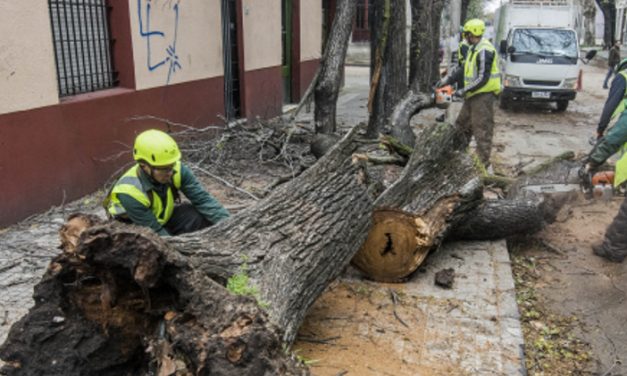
[48,0,115,97]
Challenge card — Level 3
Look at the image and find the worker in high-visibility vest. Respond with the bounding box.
[104,129,229,236]
[582,58,627,262]
[436,18,501,169]
[455,27,470,89]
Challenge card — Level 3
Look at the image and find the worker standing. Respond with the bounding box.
[436,19,501,169]
[582,58,627,262]
[104,129,230,236]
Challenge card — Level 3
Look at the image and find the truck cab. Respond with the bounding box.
[499,26,580,112]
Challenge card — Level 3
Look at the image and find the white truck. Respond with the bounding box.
[494,0,595,112]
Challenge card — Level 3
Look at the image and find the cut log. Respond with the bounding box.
[450,157,582,240]
[352,122,484,282]
[449,200,544,240]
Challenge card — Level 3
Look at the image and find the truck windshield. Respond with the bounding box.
[511,29,578,59]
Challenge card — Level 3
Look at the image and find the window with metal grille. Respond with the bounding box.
[48,0,115,97]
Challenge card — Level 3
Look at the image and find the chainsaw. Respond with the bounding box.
[522,171,615,199]
[433,85,461,109]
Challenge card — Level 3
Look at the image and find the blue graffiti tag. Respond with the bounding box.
[137,0,182,84]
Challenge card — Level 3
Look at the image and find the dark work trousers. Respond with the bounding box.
[164,203,213,235]
[599,196,627,260]
[603,67,615,89]
[454,92,496,166]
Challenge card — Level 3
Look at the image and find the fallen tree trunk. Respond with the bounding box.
[1,219,307,376]
[0,121,484,374]
[449,200,544,240]
[450,156,582,240]
[352,123,484,282]
[1,123,577,374]
[353,151,583,279]
[0,125,377,376]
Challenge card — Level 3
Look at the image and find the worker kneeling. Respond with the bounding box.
[104,129,229,236]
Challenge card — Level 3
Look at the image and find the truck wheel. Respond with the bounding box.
[499,96,510,110]
[555,100,569,112]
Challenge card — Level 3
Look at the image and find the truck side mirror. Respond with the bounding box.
[499,40,507,54]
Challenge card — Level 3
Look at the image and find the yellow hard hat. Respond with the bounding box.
[463,19,485,37]
[133,129,181,166]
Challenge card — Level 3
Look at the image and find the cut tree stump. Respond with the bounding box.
[352,122,484,282]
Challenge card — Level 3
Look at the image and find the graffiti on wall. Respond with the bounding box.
[137,0,181,84]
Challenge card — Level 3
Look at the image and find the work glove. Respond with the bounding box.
[434,77,448,88]
[578,161,596,199]
[453,89,464,99]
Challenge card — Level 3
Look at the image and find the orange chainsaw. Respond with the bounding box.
[434,85,456,109]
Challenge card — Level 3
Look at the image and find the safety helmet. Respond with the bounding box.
[463,19,485,37]
[617,57,627,72]
[133,129,181,166]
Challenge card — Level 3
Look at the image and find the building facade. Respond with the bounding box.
[0,0,322,226]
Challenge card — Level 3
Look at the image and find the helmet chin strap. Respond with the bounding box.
[139,163,160,183]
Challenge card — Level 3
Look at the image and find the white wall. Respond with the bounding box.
[301,0,322,60]
[129,0,224,90]
[0,1,59,115]
[242,0,282,71]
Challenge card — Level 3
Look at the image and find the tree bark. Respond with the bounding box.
[387,90,432,147]
[450,200,544,240]
[366,0,408,138]
[352,122,484,281]
[314,0,357,134]
[596,0,616,47]
[451,157,581,240]
[583,0,597,46]
[461,0,471,25]
[409,0,446,92]
[386,0,446,147]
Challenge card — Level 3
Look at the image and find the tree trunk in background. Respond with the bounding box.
[366,0,407,138]
[583,0,597,46]
[409,0,446,92]
[596,0,616,47]
[461,0,470,24]
[314,0,357,134]
[385,0,445,147]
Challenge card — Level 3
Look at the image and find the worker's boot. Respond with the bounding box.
[592,242,626,263]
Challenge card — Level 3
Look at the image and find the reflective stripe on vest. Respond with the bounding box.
[457,40,469,64]
[615,141,627,187]
[106,161,182,224]
[609,72,627,187]
[611,71,627,120]
[463,39,501,98]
